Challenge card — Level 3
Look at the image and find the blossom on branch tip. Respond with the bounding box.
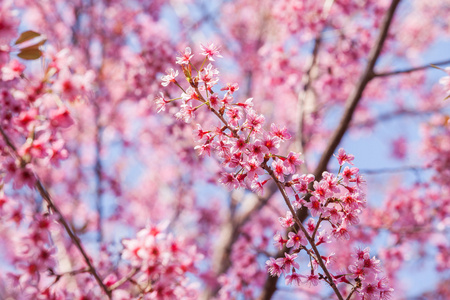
[251,179,268,195]
[304,273,319,286]
[200,43,223,61]
[49,106,74,129]
[176,47,194,65]
[161,68,179,86]
[334,148,355,166]
[304,195,324,217]
[283,252,300,271]
[1,59,25,81]
[285,270,303,286]
[341,166,359,185]
[155,92,170,113]
[220,82,239,94]
[262,133,280,154]
[245,110,265,133]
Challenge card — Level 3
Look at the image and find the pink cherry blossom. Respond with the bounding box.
[161,68,179,86]
[200,43,223,61]
[334,148,355,166]
[176,47,194,65]
[286,231,307,249]
[279,211,295,228]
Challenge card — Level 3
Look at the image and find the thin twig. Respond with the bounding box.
[296,34,322,156]
[374,59,450,78]
[94,103,104,243]
[358,165,426,175]
[354,107,445,128]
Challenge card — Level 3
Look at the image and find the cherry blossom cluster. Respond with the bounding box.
[158,45,391,299]
[0,200,61,299]
[0,47,93,191]
[117,221,202,299]
[158,44,301,197]
[266,152,392,299]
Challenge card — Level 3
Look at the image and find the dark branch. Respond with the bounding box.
[314,0,401,181]
[374,59,450,78]
[258,1,402,299]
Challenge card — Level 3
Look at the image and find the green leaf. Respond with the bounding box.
[17,48,42,60]
[15,30,41,45]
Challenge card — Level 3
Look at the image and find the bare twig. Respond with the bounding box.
[314,0,401,180]
[358,165,426,175]
[94,104,104,243]
[296,34,322,156]
[374,59,450,78]
[354,107,445,128]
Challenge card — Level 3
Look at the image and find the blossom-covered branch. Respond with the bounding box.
[159,44,392,299]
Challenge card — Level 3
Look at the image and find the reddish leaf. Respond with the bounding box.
[17,48,42,60]
[14,30,41,45]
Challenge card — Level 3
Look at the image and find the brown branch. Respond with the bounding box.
[314,0,401,181]
[374,58,450,78]
[354,107,445,128]
[94,104,104,243]
[262,165,344,300]
[0,126,112,299]
[296,34,322,155]
[258,0,402,299]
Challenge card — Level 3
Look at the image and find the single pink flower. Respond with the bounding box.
[279,211,295,228]
[334,148,355,166]
[285,270,303,286]
[161,68,179,86]
[266,257,284,277]
[200,43,223,61]
[176,47,194,65]
[286,231,307,249]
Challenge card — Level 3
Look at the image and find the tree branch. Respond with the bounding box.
[94,104,104,243]
[314,0,401,180]
[262,165,344,300]
[358,165,426,175]
[374,58,450,78]
[296,34,322,155]
[258,0,402,299]
[0,126,112,299]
